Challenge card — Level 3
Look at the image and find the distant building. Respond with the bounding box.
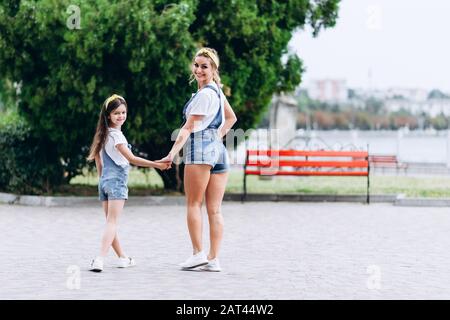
[424,99,450,117]
[299,81,450,117]
[385,88,428,102]
[384,93,450,116]
[308,79,348,103]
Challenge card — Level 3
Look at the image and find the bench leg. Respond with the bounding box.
[242,172,247,203]
[367,166,370,205]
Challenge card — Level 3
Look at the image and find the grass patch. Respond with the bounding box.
[64,167,450,198]
[67,168,180,196]
[70,167,164,188]
[229,170,450,198]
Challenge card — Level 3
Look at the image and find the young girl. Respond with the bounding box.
[87,94,170,272]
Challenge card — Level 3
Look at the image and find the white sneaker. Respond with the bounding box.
[117,256,136,268]
[200,258,222,272]
[89,257,104,272]
[179,251,208,270]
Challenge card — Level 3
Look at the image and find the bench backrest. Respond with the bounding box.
[245,150,369,176]
[368,155,398,163]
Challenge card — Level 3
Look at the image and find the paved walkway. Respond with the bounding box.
[1,202,449,299]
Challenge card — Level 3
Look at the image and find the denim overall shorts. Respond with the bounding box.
[183,85,229,174]
[98,146,130,201]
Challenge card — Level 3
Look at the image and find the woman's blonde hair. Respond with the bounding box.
[189,47,221,86]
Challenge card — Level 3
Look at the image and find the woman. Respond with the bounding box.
[158,47,237,272]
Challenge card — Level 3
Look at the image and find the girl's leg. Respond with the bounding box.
[205,172,228,260]
[99,200,125,257]
[102,201,126,258]
[184,164,212,254]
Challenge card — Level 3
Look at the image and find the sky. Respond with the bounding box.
[289,0,450,93]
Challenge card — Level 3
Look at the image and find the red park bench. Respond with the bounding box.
[368,155,408,173]
[243,149,370,203]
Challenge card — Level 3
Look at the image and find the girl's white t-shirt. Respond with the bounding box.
[102,128,129,167]
[185,82,226,133]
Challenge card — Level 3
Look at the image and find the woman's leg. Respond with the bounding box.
[102,201,126,258]
[205,172,228,260]
[99,200,125,257]
[184,164,212,254]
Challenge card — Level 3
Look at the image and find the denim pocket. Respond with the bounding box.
[111,180,127,198]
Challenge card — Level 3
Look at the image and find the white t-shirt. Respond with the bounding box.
[185,82,226,132]
[101,128,129,167]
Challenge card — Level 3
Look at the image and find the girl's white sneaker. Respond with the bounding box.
[89,257,104,272]
[117,257,136,268]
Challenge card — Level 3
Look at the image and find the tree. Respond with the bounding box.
[0,0,340,192]
[365,97,384,115]
[0,78,17,111]
[0,0,197,190]
[428,89,450,100]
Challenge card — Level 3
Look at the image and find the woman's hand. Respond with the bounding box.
[156,152,174,164]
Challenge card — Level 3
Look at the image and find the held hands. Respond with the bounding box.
[156,153,174,164]
[155,152,174,170]
[155,161,172,171]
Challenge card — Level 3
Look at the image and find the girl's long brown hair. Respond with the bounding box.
[87,95,127,161]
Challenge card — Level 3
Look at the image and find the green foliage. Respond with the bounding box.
[0,0,340,191]
[0,108,21,126]
[0,78,17,111]
[190,0,337,129]
[428,89,450,100]
[429,113,448,130]
[0,0,197,190]
[0,116,64,194]
[364,97,384,115]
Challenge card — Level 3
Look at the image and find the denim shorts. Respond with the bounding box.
[184,129,229,174]
[98,178,128,201]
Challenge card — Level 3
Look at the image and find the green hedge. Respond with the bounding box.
[0,115,63,194]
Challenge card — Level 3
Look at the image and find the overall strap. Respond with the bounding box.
[182,84,221,120]
[101,148,118,168]
[203,84,220,97]
[203,85,223,129]
[101,142,131,168]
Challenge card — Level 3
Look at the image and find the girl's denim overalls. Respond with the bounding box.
[98,144,131,201]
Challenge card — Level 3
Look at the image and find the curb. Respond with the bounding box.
[226,193,397,203]
[2,192,449,207]
[1,191,397,207]
[0,192,19,205]
[0,193,186,207]
[394,197,450,207]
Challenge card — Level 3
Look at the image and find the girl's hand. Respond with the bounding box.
[155,162,172,171]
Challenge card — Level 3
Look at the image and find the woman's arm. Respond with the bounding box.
[116,144,171,170]
[219,98,237,139]
[94,154,102,177]
[159,114,205,162]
